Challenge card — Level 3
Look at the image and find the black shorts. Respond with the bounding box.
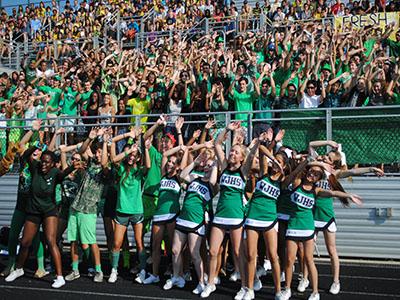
[26,208,59,225]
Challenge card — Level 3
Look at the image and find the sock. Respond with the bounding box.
[112,251,120,270]
[138,250,147,271]
[83,247,91,262]
[123,250,130,269]
[57,275,64,280]
[36,241,45,271]
[72,261,79,271]
[95,264,102,273]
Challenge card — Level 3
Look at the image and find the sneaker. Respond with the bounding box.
[52,276,66,288]
[308,292,320,300]
[281,288,291,300]
[256,265,267,278]
[1,265,14,277]
[192,282,205,295]
[297,278,310,292]
[87,267,95,277]
[280,271,285,283]
[135,269,146,284]
[200,284,216,298]
[234,287,247,300]
[94,271,103,283]
[183,271,192,282]
[108,268,118,283]
[243,288,255,300]
[275,291,285,300]
[329,281,340,295]
[163,276,185,290]
[264,259,272,271]
[254,277,262,291]
[34,269,49,279]
[143,274,160,285]
[5,268,24,282]
[65,270,80,281]
[230,271,241,282]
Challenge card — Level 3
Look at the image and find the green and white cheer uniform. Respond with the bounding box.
[286,184,316,241]
[153,175,181,224]
[213,168,246,229]
[245,175,280,231]
[277,187,296,221]
[176,178,214,236]
[314,179,337,232]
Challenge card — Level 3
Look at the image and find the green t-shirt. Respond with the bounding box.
[384,39,400,58]
[39,85,62,109]
[233,90,255,121]
[117,164,145,214]
[61,87,78,116]
[27,160,63,214]
[253,93,275,121]
[25,67,36,84]
[6,85,17,100]
[143,145,162,197]
[80,90,93,110]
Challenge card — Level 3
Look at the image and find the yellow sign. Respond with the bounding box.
[334,12,399,40]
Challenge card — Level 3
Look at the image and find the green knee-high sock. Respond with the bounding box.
[123,250,130,269]
[7,209,26,268]
[138,250,147,271]
[95,264,102,272]
[72,261,79,271]
[112,251,120,270]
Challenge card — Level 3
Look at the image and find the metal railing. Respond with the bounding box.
[1,106,400,165]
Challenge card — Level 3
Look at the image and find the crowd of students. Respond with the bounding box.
[0,114,385,300]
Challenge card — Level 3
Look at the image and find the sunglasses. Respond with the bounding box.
[71,156,81,161]
[307,86,316,89]
[288,89,296,92]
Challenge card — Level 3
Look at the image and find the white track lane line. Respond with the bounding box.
[0,285,191,300]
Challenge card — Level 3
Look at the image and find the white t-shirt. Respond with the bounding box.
[299,93,321,109]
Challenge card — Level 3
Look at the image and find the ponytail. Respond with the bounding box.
[327,174,349,207]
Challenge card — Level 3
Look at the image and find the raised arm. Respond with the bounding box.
[335,167,384,179]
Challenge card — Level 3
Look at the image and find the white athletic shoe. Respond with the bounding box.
[108,268,118,283]
[264,259,272,271]
[280,271,286,283]
[65,270,80,281]
[297,278,310,292]
[163,276,185,290]
[52,276,66,289]
[254,277,262,291]
[234,287,247,300]
[143,273,160,285]
[275,291,285,300]
[329,281,341,295]
[230,271,241,282]
[5,268,24,282]
[242,288,255,300]
[200,284,216,298]
[281,288,292,300]
[308,292,320,300]
[192,282,205,294]
[135,269,146,284]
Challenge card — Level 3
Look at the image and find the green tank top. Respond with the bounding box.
[288,185,316,231]
[215,168,246,222]
[247,176,280,222]
[178,178,213,226]
[155,175,181,216]
[314,179,335,222]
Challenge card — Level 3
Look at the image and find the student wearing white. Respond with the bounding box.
[298,76,326,109]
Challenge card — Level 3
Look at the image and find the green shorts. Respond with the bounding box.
[67,210,97,244]
[115,212,144,227]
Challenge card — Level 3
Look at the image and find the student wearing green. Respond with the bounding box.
[108,136,151,284]
[229,76,255,123]
[38,78,63,114]
[76,81,93,111]
[60,80,79,143]
[65,129,109,284]
[5,144,81,289]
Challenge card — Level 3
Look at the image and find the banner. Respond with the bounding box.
[334,12,399,40]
